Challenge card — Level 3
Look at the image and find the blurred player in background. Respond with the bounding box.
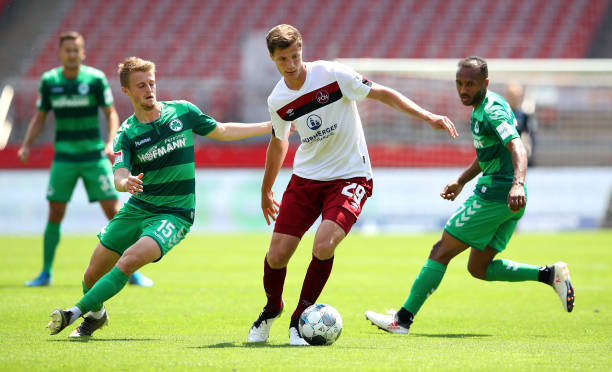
[46,56,272,338]
[18,31,153,287]
[247,24,458,346]
[365,57,574,335]
[506,81,538,166]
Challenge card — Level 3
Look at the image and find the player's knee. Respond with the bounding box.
[116,253,145,276]
[48,204,66,223]
[266,250,289,269]
[467,262,487,280]
[428,240,449,263]
[83,266,97,288]
[312,240,335,261]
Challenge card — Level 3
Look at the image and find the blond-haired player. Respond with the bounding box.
[46,56,272,337]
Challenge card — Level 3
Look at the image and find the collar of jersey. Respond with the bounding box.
[283,62,311,92]
[134,101,164,125]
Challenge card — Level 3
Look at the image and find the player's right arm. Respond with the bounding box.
[114,167,143,196]
[261,135,289,225]
[440,158,481,201]
[111,122,142,195]
[18,110,49,163]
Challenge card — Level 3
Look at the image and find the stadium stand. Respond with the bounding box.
[26,0,609,79]
[1,0,611,168]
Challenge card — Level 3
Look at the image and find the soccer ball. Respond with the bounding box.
[298,303,343,345]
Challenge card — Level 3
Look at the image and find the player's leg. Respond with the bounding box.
[247,232,301,343]
[69,242,120,337]
[475,216,575,312]
[47,236,161,335]
[27,160,78,287]
[289,218,345,326]
[47,206,183,336]
[89,160,154,287]
[366,231,469,334]
[287,218,346,346]
[248,175,321,343]
[99,198,120,220]
[289,178,372,345]
[266,232,301,308]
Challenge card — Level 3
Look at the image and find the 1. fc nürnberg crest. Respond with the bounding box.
[316,90,329,104]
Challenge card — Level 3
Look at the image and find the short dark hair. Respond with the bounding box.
[58,31,84,47]
[458,56,488,79]
[266,24,302,54]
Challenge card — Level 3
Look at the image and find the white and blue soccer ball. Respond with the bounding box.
[298,303,343,345]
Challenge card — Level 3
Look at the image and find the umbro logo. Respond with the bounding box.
[286,108,294,117]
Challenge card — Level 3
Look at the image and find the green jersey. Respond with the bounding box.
[470,90,521,203]
[37,65,114,161]
[113,100,217,223]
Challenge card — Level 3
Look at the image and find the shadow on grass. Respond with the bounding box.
[411,333,492,338]
[189,342,295,349]
[48,338,160,343]
[189,342,380,350]
[0,284,75,289]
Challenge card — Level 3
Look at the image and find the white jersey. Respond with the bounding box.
[268,60,373,181]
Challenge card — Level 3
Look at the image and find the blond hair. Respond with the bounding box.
[58,31,84,48]
[266,24,302,54]
[117,56,155,87]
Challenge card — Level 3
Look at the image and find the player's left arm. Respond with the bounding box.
[367,83,458,138]
[506,137,527,212]
[102,105,120,158]
[206,121,272,141]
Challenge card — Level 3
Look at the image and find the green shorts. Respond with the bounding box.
[444,193,525,252]
[47,158,119,202]
[98,203,192,260]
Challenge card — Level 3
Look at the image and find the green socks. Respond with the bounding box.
[485,259,540,282]
[76,267,129,314]
[82,281,103,312]
[42,222,61,274]
[402,259,447,315]
[400,258,542,320]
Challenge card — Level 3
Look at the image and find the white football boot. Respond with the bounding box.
[247,305,283,343]
[365,309,410,334]
[289,327,310,346]
[550,261,575,312]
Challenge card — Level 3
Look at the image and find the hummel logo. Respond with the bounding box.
[135,137,152,147]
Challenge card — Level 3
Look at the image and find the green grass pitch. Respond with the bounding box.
[1,231,611,371]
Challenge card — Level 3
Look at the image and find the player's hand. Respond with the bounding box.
[427,114,458,139]
[124,173,144,196]
[507,183,526,212]
[17,146,30,163]
[104,141,114,160]
[440,180,464,201]
[261,189,280,225]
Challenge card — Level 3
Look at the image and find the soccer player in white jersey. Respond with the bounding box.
[247,24,458,346]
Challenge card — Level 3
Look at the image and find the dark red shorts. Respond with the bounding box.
[274,174,373,238]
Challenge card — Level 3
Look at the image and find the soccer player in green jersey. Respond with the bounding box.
[365,56,575,334]
[18,31,153,287]
[45,56,272,337]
